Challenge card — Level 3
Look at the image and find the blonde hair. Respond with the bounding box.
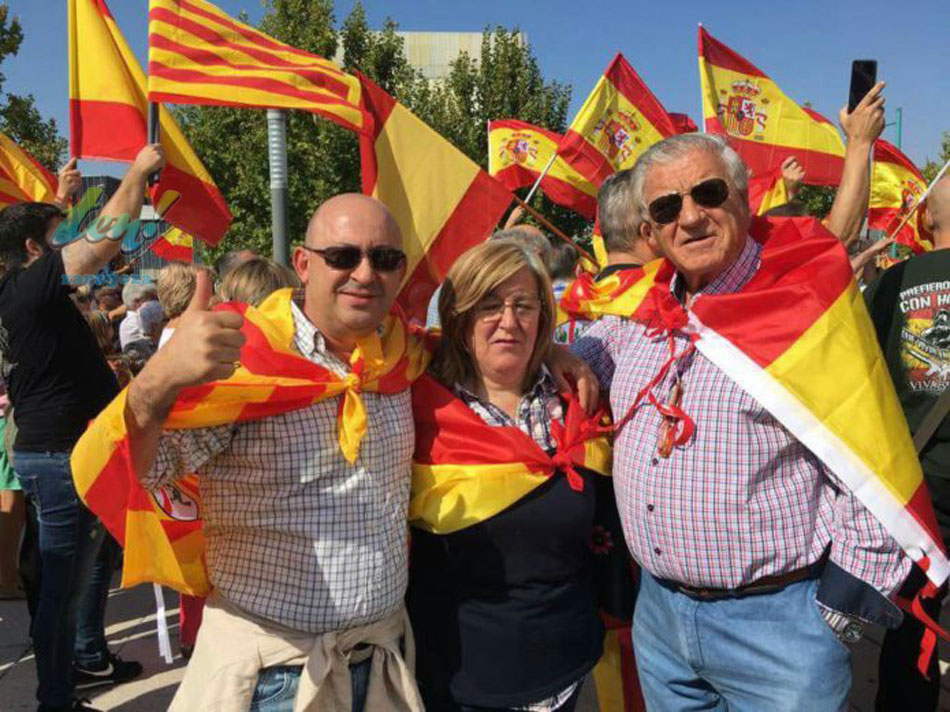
[85,310,114,355]
[220,257,300,307]
[433,239,555,391]
[156,262,205,319]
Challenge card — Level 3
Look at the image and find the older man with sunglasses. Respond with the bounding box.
[573,134,910,711]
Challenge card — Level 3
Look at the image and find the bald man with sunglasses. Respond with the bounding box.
[573,134,909,711]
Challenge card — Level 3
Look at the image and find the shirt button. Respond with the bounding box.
[654,547,661,555]
[647,504,655,512]
[651,457,659,466]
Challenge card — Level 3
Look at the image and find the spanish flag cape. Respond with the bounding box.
[408,373,611,534]
[71,288,430,595]
[593,217,949,591]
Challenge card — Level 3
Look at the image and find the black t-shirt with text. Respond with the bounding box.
[0,251,118,452]
[865,250,950,481]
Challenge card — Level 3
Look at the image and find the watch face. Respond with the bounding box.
[841,621,864,644]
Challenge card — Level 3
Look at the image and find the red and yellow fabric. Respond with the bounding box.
[747,166,790,216]
[147,0,363,132]
[488,119,598,220]
[0,132,58,209]
[556,53,679,190]
[869,139,933,263]
[668,112,698,134]
[558,260,661,326]
[69,0,232,245]
[71,288,431,594]
[150,225,194,261]
[358,73,513,323]
[698,26,845,187]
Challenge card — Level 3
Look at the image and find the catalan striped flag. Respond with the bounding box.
[622,217,949,588]
[699,26,845,186]
[556,54,679,189]
[869,139,933,260]
[0,132,58,210]
[71,289,431,594]
[151,225,194,262]
[147,0,364,132]
[488,119,598,219]
[359,73,513,322]
[69,0,231,245]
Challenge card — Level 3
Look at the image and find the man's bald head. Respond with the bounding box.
[929,174,950,250]
[306,193,402,249]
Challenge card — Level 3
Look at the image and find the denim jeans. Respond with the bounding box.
[633,570,851,711]
[12,451,105,708]
[74,531,122,666]
[249,656,373,712]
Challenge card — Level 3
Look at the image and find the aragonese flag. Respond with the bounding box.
[488,119,598,219]
[699,25,845,186]
[869,139,933,262]
[0,132,58,209]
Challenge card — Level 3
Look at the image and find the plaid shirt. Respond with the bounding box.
[573,237,910,597]
[144,298,414,633]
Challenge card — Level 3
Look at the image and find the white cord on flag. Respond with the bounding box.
[153,583,174,664]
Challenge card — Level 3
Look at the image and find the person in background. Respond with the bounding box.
[122,300,164,375]
[86,311,131,390]
[218,256,300,306]
[70,284,94,314]
[214,248,259,281]
[118,281,157,350]
[867,174,950,711]
[0,375,23,600]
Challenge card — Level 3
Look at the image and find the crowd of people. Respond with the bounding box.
[0,80,947,712]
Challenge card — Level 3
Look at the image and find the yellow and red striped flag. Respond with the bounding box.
[488,119,597,219]
[147,0,364,132]
[556,54,680,189]
[869,139,933,260]
[151,225,194,262]
[359,74,514,322]
[747,167,790,216]
[699,26,845,186]
[71,289,431,594]
[69,0,231,245]
[0,132,58,210]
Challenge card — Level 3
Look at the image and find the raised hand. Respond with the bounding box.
[839,81,886,147]
[55,157,82,205]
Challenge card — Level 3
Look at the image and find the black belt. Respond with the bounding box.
[662,564,820,601]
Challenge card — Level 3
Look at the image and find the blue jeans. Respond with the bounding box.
[633,570,851,711]
[74,531,122,666]
[249,656,373,712]
[12,451,105,708]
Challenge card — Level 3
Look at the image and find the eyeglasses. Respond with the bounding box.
[302,245,406,272]
[647,178,730,225]
[473,296,542,322]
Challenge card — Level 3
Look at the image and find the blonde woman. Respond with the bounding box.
[219,257,299,306]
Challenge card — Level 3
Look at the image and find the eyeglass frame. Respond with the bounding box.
[300,244,407,272]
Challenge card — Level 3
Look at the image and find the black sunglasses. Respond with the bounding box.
[302,244,407,272]
[647,178,730,225]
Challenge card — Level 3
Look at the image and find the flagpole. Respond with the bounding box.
[697,23,705,134]
[523,152,557,205]
[511,193,596,263]
[267,109,290,266]
[886,155,950,241]
[147,102,161,186]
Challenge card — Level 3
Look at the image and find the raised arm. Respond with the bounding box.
[826,82,886,246]
[61,144,165,278]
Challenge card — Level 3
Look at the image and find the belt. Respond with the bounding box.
[665,564,818,601]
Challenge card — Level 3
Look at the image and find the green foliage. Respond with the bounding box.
[922,132,950,183]
[0,3,65,170]
[797,184,836,219]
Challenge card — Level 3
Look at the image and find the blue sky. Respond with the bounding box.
[3,0,949,176]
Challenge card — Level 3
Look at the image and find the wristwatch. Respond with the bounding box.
[819,605,865,644]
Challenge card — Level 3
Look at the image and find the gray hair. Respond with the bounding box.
[122,281,157,308]
[630,134,749,224]
[137,299,165,336]
[491,226,554,273]
[597,169,640,253]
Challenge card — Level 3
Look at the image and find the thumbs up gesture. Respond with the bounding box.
[55,157,82,204]
[157,270,246,388]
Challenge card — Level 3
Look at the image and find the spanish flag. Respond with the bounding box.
[869,139,933,260]
[147,0,364,132]
[0,132,58,210]
[747,167,790,216]
[559,261,661,324]
[359,73,513,323]
[71,289,430,594]
[611,217,948,588]
[150,225,194,262]
[488,119,598,219]
[69,0,232,245]
[557,53,679,189]
[699,26,845,186]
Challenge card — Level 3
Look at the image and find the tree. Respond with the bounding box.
[922,132,950,184]
[0,4,66,170]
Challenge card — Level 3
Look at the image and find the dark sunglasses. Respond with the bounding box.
[647,178,730,225]
[302,244,407,272]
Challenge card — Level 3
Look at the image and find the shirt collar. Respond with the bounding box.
[453,365,559,402]
[670,235,761,304]
[289,291,329,360]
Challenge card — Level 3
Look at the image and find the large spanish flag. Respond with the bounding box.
[747,166,790,216]
[615,217,948,587]
[556,54,679,189]
[699,26,845,186]
[150,225,194,262]
[0,132,58,210]
[71,289,430,594]
[359,73,513,322]
[147,0,364,132]
[869,139,933,260]
[69,0,231,245]
[488,119,597,219]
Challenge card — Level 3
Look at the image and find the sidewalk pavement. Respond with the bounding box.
[2,583,950,711]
